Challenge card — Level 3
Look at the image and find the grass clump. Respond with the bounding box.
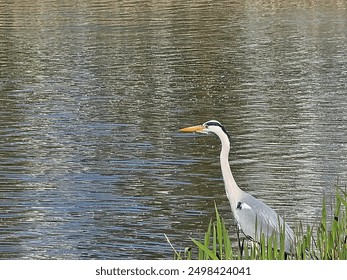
[296,186,347,260]
[168,187,347,260]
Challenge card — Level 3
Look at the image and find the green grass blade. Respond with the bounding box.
[190,238,219,260]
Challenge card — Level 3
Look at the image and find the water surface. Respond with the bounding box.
[0,0,346,259]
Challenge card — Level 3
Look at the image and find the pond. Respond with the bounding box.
[0,0,346,259]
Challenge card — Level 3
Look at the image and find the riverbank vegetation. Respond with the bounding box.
[168,186,346,260]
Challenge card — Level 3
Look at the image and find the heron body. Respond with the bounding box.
[180,120,294,253]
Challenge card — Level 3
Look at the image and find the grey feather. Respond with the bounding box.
[234,192,294,253]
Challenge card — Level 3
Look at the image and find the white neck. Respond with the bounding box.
[216,130,243,209]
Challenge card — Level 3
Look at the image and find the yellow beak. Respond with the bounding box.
[179,125,204,133]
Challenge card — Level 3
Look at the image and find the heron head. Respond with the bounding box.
[179,120,228,137]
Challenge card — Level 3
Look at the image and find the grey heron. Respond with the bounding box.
[180,120,294,254]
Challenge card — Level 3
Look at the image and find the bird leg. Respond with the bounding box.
[237,224,244,258]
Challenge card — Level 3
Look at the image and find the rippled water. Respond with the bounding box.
[0,0,347,259]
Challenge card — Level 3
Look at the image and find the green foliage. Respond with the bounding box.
[317,187,346,259]
[295,186,347,260]
[169,186,347,260]
[190,204,233,260]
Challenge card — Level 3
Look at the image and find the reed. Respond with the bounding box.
[295,186,347,260]
[169,186,347,260]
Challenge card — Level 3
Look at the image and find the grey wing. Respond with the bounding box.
[234,193,294,252]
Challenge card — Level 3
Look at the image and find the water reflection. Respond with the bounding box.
[0,0,346,259]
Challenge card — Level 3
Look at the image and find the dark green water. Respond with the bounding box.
[0,0,346,259]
